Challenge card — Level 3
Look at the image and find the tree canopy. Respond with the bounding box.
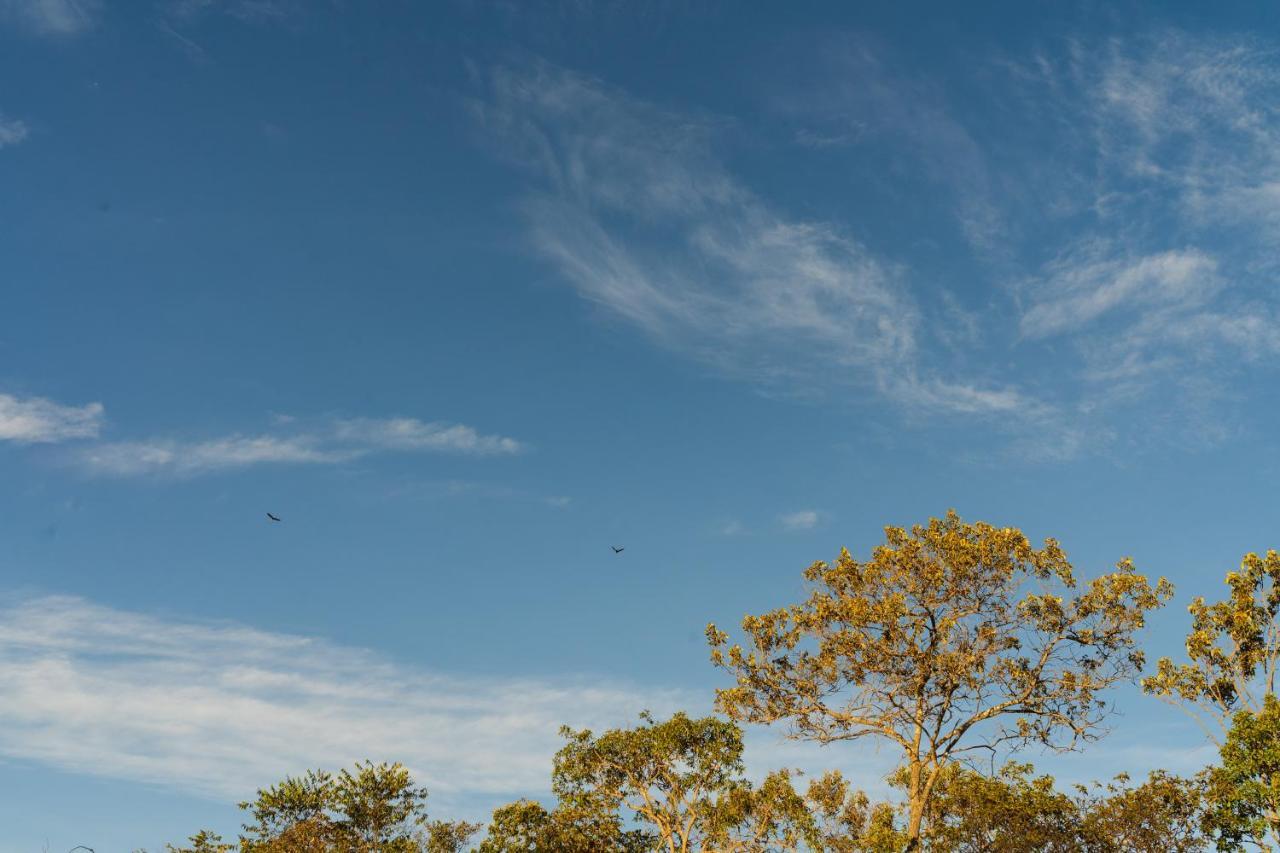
[707,510,1172,848]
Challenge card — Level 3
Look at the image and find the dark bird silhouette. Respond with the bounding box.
[612,546,624,554]
[266,513,282,522]
[68,847,95,853]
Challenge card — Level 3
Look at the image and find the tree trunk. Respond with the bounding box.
[903,806,924,851]
[903,763,925,851]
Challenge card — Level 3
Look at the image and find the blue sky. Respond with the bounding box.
[4,0,1280,848]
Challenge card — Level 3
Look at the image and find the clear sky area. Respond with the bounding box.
[3,1,1279,849]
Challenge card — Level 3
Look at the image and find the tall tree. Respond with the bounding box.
[707,510,1172,850]
[1143,549,1280,738]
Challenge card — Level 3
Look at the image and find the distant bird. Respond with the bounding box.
[266,513,282,522]
[68,847,95,853]
[611,546,624,554]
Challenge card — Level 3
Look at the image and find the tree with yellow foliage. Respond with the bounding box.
[707,510,1172,850]
[1143,550,1280,850]
[1143,548,1280,736]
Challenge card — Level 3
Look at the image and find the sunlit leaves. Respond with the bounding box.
[708,510,1171,848]
[1143,550,1280,737]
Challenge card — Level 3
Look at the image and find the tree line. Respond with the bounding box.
[151,511,1280,851]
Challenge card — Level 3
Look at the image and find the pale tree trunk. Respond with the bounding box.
[903,762,925,851]
[902,760,942,852]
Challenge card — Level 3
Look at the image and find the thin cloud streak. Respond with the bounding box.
[0,393,103,444]
[335,418,523,456]
[78,417,524,477]
[78,434,354,477]
[780,510,820,531]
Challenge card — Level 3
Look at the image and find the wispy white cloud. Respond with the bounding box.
[78,417,524,477]
[0,393,103,444]
[888,376,1037,417]
[0,594,919,817]
[335,418,523,456]
[1020,243,1220,340]
[478,62,1027,423]
[0,595,692,808]
[381,479,569,509]
[780,510,820,531]
[78,434,352,477]
[1,0,99,36]
[480,65,913,382]
[476,36,1280,456]
[0,114,28,149]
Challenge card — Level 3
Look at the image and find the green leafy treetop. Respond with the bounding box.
[911,761,1205,853]
[165,830,235,853]
[1074,770,1205,853]
[235,760,479,853]
[917,762,1079,852]
[708,510,1173,850]
[476,797,651,853]
[479,711,892,853]
[552,711,745,852]
[1202,693,1280,850]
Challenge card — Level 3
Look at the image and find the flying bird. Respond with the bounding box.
[266,513,282,522]
[612,546,624,554]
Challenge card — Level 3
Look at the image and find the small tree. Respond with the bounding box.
[553,711,748,853]
[1076,770,1205,853]
[423,819,484,853]
[803,770,901,853]
[916,762,1079,852]
[477,797,652,852]
[705,768,900,853]
[165,830,234,853]
[913,762,1204,853]
[239,761,430,852]
[538,711,880,852]
[477,800,556,852]
[1202,694,1280,850]
[1143,549,1280,739]
[708,510,1172,850]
